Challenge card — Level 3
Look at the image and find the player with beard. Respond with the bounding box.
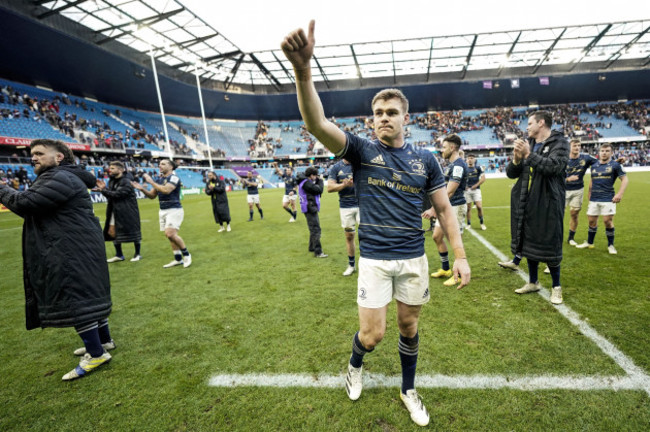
[132,159,191,268]
[429,134,468,287]
[97,161,142,262]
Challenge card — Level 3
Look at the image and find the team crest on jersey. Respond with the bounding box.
[358,287,367,300]
[605,167,612,173]
[338,170,344,176]
[409,159,425,175]
[392,172,402,181]
[580,160,586,166]
[370,154,385,165]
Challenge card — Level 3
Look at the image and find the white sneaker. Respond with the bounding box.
[107,256,125,263]
[226,225,231,232]
[130,255,142,262]
[218,226,226,232]
[74,340,116,356]
[568,239,578,246]
[576,242,594,249]
[163,259,183,268]
[515,282,541,294]
[345,364,362,401]
[480,224,487,231]
[62,351,111,381]
[608,245,617,255]
[183,254,192,268]
[400,389,430,426]
[466,224,472,230]
[550,286,563,304]
[498,261,519,271]
[342,266,355,276]
[289,217,295,223]
[543,266,551,274]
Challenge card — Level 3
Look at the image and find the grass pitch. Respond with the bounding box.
[0,173,648,431]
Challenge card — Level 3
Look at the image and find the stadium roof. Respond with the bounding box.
[28,1,650,92]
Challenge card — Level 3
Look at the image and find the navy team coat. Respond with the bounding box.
[506,130,569,265]
[0,163,111,330]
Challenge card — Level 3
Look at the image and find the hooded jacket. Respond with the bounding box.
[506,131,569,265]
[0,163,111,330]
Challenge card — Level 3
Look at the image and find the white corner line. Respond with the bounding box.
[466,228,650,396]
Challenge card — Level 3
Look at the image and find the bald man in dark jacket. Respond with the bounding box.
[0,139,114,381]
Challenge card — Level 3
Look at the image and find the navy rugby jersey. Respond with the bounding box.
[340,132,445,260]
[156,173,182,210]
[566,154,598,191]
[328,160,358,209]
[444,158,468,206]
[245,177,259,195]
[465,164,484,189]
[281,173,297,195]
[590,159,626,202]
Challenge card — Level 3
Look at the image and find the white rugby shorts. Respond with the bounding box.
[586,201,616,216]
[357,255,430,308]
[464,188,482,204]
[247,194,261,204]
[340,207,360,230]
[565,188,584,211]
[159,208,184,231]
[282,194,297,203]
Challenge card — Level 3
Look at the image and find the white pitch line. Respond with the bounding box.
[209,373,645,392]
[466,228,650,396]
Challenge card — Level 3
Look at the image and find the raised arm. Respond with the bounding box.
[281,20,346,154]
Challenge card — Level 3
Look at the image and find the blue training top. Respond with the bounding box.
[444,158,468,206]
[590,159,626,202]
[328,160,358,209]
[566,154,598,191]
[157,173,182,210]
[281,173,298,195]
[465,164,483,189]
[340,131,445,260]
[245,177,259,195]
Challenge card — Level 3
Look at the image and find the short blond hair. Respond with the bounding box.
[371,88,409,114]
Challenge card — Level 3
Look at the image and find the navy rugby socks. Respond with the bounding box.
[399,333,419,394]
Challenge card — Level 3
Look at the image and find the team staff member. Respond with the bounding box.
[243,171,264,221]
[506,111,569,304]
[298,166,328,258]
[205,171,231,232]
[576,143,628,254]
[274,162,299,222]
[0,139,114,381]
[327,158,359,276]
[97,161,143,262]
[429,134,468,287]
[282,20,470,427]
[132,159,191,268]
[464,154,486,230]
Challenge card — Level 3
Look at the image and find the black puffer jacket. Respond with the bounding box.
[506,131,569,265]
[101,175,142,243]
[0,163,111,330]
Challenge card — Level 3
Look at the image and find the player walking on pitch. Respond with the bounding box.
[282,20,470,427]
